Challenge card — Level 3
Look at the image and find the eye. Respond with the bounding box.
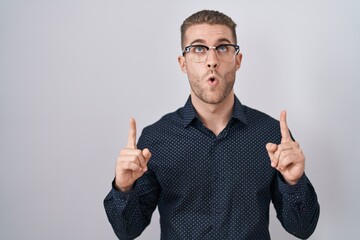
[193,46,206,53]
[217,45,228,53]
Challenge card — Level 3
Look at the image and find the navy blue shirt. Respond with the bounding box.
[104,96,320,239]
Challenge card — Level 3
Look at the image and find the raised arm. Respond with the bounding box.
[267,111,320,238]
[115,118,151,192]
[104,118,159,239]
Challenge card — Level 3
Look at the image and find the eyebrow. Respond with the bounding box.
[189,38,232,46]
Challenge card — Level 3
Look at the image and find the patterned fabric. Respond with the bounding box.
[104,95,320,240]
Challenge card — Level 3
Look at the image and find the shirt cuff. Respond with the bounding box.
[105,179,137,207]
[277,172,308,195]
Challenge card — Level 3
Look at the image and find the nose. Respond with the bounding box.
[206,48,218,69]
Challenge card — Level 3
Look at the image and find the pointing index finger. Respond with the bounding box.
[280,110,292,143]
[127,118,137,149]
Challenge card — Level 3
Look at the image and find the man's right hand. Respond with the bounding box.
[115,118,151,192]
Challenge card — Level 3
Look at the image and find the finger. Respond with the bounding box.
[117,158,142,172]
[266,143,278,167]
[280,110,292,143]
[275,148,293,168]
[127,118,137,149]
[120,148,151,171]
[277,153,298,171]
[136,149,149,169]
[143,148,152,162]
[266,143,277,153]
[117,153,142,166]
[142,148,152,161]
[274,142,300,161]
[120,149,146,165]
[121,161,142,172]
[141,148,152,171]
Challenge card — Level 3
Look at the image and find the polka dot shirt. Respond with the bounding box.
[104,95,320,240]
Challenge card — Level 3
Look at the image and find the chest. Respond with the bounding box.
[149,128,276,196]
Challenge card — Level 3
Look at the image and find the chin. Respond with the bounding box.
[202,95,228,105]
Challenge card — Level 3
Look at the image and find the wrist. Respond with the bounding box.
[279,173,301,186]
[119,185,134,193]
[284,178,298,185]
[114,179,134,193]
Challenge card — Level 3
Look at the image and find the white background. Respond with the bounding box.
[1,0,359,239]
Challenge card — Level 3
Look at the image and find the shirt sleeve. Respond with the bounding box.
[271,172,320,239]
[103,170,160,240]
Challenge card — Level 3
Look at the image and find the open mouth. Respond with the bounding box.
[208,76,218,86]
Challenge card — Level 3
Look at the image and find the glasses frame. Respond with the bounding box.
[182,44,240,63]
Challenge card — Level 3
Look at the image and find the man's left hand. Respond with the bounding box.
[266,111,305,185]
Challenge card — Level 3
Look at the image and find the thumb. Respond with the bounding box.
[139,148,151,172]
[266,143,277,153]
[142,148,152,161]
[266,143,278,168]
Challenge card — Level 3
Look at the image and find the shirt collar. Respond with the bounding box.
[182,95,248,128]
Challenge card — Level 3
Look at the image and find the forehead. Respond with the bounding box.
[184,24,234,45]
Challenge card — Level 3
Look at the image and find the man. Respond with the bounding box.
[104,10,320,239]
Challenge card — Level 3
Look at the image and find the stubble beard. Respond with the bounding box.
[189,71,236,105]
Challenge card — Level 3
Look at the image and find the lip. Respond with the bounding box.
[207,75,218,87]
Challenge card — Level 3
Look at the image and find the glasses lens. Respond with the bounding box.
[188,45,208,63]
[216,45,237,61]
[185,45,238,63]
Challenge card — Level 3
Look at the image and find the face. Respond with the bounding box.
[178,24,242,105]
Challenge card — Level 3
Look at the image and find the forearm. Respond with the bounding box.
[104,168,161,238]
[273,173,320,239]
[103,182,147,239]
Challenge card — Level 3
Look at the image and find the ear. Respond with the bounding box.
[178,55,187,73]
[235,53,242,71]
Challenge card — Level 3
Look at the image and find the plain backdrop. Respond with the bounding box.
[1,0,359,239]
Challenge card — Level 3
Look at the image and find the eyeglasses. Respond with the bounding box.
[182,44,240,63]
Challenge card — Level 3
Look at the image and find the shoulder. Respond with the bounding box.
[146,107,183,131]
[138,107,184,145]
[243,105,279,126]
[240,105,282,142]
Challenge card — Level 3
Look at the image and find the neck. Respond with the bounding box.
[191,92,234,136]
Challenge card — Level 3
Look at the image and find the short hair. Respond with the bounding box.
[180,10,237,49]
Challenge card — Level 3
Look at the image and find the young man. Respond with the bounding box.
[104,10,320,239]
